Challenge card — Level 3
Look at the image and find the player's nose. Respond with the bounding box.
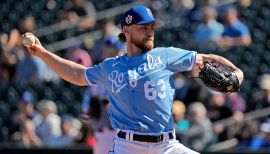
[146,30,154,37]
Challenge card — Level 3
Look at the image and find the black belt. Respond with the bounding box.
[117,131,174,143]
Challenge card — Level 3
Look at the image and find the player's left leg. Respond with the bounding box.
[152,139,200,154]
[94,129,116,154]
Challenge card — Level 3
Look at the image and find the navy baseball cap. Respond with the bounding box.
[121,5,162,28]
[21,91,34,103]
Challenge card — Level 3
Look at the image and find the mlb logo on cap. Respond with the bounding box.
[125,15,133,24]
[121,5,162,28]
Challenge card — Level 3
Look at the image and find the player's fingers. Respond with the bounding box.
[31,43,45,54]
[25,32,33,35]
[31,43,40,49]
[26,44,38,53]
[29,45,36,51]
[29,44,43,56]
[34,36,41,45]
[22,32,32,37]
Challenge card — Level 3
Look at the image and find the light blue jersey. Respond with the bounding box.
[85,47,196,133]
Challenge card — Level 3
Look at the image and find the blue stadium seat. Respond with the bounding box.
[6,86,19,108]
[61,88,76,104]
[252,27,267,43]
[258,63,269,74]
[43,86,56,100]
[56,100,68,115]
[0,101,10,120]
[70,101,82,117]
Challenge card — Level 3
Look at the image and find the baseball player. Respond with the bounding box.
[23,5,244,154]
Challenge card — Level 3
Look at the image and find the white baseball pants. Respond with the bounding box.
[109,130,200,154]
[94,129,116,154]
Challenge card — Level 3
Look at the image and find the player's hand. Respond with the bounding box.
[22,32,46,57]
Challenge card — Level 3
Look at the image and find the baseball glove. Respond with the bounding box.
[199,61,240,93]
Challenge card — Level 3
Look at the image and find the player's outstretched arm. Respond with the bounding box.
[22,33,88,86]
[192,53,244,85]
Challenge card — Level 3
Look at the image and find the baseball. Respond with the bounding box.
[22,34,35,47]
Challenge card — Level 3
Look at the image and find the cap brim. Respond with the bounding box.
[136,19,164,28]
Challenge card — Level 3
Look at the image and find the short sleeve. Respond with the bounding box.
[84,62,106,85]
[239,23,250,36]
[223,21,250,37]
[166,47,196,72]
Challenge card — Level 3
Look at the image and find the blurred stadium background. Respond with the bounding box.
[1,0,270,153]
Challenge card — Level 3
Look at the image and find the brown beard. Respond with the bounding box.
[131,35,154,52]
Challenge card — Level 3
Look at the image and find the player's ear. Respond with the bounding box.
[123,26,129,34]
